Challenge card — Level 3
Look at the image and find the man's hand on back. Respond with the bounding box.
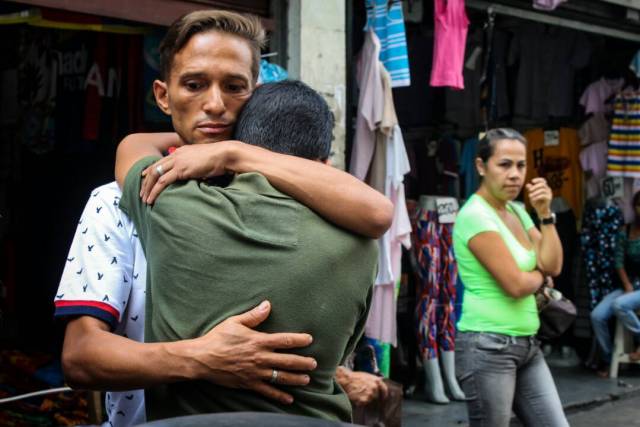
[139,141,244,204]
[62,300,315,405]
[184,300,316,404]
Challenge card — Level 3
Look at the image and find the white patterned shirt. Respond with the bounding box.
[55,182,147,427]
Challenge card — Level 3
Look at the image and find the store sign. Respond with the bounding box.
[436,197,459,224]
[544,130,560,147]
[601,176,624,199]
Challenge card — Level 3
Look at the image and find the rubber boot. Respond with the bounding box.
[423,357,450,404]
[440,350,466,401]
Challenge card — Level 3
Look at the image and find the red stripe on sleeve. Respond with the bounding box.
[55,300,120,319]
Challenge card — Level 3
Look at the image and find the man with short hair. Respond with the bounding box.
[118,79,377,422]
[56,10,390,427]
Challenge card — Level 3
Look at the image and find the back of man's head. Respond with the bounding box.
[159,10,265,83]
[234,80,334,161]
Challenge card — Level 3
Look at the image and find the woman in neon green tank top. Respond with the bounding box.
[453,128,568,427]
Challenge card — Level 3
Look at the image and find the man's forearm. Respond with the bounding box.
[62,305,316,403]
[115,133,182,188]
[228,144,393,238]
[62,317,194,391]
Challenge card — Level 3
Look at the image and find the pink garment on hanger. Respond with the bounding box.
[349,29,384,180]
[579,78,624,115]
[430,0,469,90]
[366,126,412,346]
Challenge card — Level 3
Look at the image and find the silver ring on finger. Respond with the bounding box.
[269,369,279,384]
[156,164,164,176]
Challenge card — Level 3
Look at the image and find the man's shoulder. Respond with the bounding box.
[81,181,134,231]
[89,181,123,198]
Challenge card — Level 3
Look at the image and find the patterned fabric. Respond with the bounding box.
[608,91,640,178]
[411,208,457,360]
[365,0,411,87]
[580,202,625,308]
[54,182,146,427]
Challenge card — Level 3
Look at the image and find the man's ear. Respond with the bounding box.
[153,79,171,116]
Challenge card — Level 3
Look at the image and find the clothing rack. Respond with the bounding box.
[466,0,640,43]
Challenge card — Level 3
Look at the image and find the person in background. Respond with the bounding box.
[591,190,640,376]
[453,128,568,427]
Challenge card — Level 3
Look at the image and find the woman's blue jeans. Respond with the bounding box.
[591,288,640,363]
[455,332,568,427]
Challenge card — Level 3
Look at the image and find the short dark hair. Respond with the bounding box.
[477,128,527,163]
[233,80,333,161]
[158,10,266,82]
[633,190,640,208]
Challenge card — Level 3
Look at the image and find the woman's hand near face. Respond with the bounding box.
[526,177,553,217]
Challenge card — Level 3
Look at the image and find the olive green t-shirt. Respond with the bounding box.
[119,157,377,422]
[453,194,539,336]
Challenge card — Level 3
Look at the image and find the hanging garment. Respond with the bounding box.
[581,201,624,308]
[578,112,610,147]
[579,78,624,115]
[430,0,469,90]
[411,208,458,360]
[459,138,480,199]
[258,59,288,83]
[580,141,608,199]
[508,23,590,120]
[367,67,398,284]
[608,91,640,179]
[444,28,483,132]
[532,0,568,10]
[524,128,583,219]
[630,50,640,79]
[488,29,512,121]
[350,29,384,180]
[393,28,436,128]
[365,89,412,344]
[365,0,411,87]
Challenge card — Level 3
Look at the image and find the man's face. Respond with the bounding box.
[153,30,254,144]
